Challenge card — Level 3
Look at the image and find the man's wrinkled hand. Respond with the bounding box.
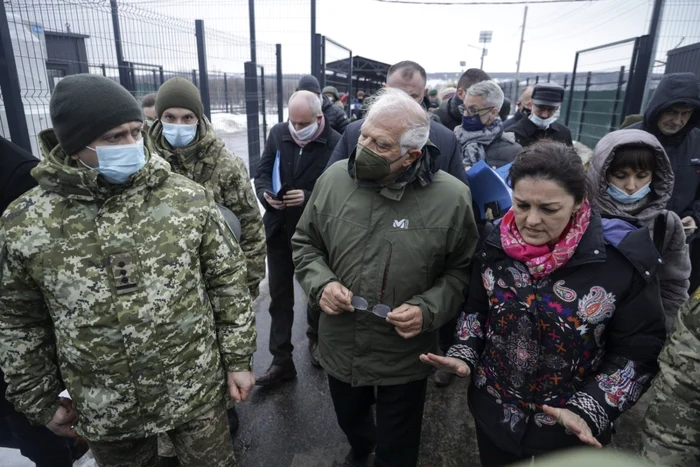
[228,372,255,402]
[264,192,286,210]
[320,282,354,316]
[282,190,305,208]
[542,405,602,448]
[682,216,697,236]
[386,304,423,339]
[46,398,78,438]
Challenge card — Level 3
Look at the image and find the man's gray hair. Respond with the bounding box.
[364,87,430,153]
[288,90,322,116]
[466,80,504,111]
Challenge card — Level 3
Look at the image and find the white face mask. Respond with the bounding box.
[288,121,319,141]
[162,122,197,148]
[529,113,557,129]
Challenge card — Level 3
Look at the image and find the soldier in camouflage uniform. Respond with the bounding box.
[0,74,256,467]
[642,288,700,466]
[148,77,266,299]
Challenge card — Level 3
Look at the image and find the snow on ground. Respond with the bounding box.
[211,108,289,136]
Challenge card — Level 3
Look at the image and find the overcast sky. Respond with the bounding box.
[126,0,695,76]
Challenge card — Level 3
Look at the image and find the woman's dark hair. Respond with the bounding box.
[608,145,656,174]
[509,140,587,203]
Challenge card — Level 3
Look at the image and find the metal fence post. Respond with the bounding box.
[310,0,316,75]
[577,71,592,141]
[526,77,530,86]
[565,52,579,126]
[625,35,652,116]
[244,61,261,179]
[152,70,158,90]
[224,72,229,113]
[276,44,283,123]
[101,63,107,77]
[159,66,165,86]
[195,20,211,120]
[347,52,353,118]
[320,36,326,88]
[563,74,568,91]
[260,66,267,144]
[109,0,130,91]
[313,33,324,82]
[535,75,539,84]
[248,0,257,63]
[610,65,626,131]
[0,0,31,153]
[192,69,198,87]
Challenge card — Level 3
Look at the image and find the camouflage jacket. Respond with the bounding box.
[0,130,256,442]
[642,288,700,465]
[149,118,266,297]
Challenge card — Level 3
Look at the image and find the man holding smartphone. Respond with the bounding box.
[254,91,341,385]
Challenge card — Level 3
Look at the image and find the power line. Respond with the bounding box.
[375,0,603,5]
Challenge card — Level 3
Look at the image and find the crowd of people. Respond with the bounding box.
[0,56,698,467]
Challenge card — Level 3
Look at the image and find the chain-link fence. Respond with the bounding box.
[1,0,300,174]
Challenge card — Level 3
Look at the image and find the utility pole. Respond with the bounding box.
[511,5,528,105]
[479,30,492,70]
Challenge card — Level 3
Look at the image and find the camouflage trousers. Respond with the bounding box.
[89,400,235,467]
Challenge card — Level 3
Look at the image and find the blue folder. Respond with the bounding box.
[466,160,513,220]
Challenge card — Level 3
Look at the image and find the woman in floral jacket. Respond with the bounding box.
[422,141,667,466]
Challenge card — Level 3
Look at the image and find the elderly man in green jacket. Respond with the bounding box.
[292,87,479,467]
[0,74,255,467]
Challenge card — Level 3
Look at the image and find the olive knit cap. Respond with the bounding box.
[155,77,203,120]
[49,74,142,156]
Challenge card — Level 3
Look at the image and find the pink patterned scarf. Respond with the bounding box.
[500,200,592,280]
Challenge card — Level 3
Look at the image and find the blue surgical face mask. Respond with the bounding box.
[83,139,146,185]
[462,114,485,132]
[529,114,557,129]
[606,181,652,204]
[162,122,197,148]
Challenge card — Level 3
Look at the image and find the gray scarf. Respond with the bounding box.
[454,117,504,168]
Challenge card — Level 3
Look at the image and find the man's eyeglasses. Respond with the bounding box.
[458,104,495,117]
[350,243,393,319]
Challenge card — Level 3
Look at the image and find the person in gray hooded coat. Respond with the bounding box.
[587,129,691,330]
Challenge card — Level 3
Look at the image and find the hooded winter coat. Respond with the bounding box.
[292,146,479,386]
[628,73,700,226]
[434,96,463,131]
[149,116,266,296]
[448,214,666,456]
[587,129,690,330]
[322,95,349,134]
[0,137,39,215]
[0,130,255,441]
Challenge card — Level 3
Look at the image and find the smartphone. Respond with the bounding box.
[265,184,291,201]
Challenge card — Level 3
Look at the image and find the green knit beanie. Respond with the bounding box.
[156,78,203,120]
[49,74,143,156]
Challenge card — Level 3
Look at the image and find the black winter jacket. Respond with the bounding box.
[255,120,341,242]
[448,214,666,456]
[0,137,38,215]
[322,95,349,134]
[434,96,463,131]
[503,110,525,131]
[325,119,469,185]
[510,117,573,147]
[628,72,700,227]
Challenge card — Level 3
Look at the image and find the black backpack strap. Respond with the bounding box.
[653,212,668,254]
